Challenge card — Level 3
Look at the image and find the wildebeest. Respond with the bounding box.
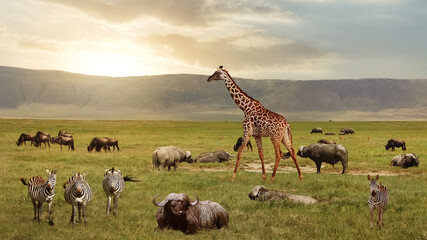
[390,153,419,168]
[340,128,355,135]
[16,133,34,146]
[248,185,317,204]
[58,130,73,138]
[233,137,253,152]
[195,150,233,163]
[152,146,194,171]
[317,139,336,144]
[105,137,120,152]
[297,143,348,174]
[33,132,51,149]
[310,128,323,134]
[152,193,229,234]
[50,136,75,151]
[87,137,109,152]
[385,139,406,151]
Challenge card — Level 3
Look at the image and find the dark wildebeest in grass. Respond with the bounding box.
[87,137,109,152]
[317,139,336,144]
[33,131,51,149]
[153,193,229,234]
[310,128,323,134]
[105,137,120,152]
[16,133,34,146]
[297,143,348,174]
[248,185,317,204]
[233,137,253,152]
[50,136,75,151]
[58,130,73,138]
[385,139,406,151]
[195,150,233,163]
[340,128,355,135]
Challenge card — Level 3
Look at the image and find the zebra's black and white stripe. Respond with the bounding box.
[63,172,93,225]
[20,169,56,225]
[368,175,389,229]
[103,167,139,215]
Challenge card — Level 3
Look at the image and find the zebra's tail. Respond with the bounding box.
[124,175,141,182]
[20,178,27,185]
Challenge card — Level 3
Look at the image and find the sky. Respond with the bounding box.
[0,0,426,80]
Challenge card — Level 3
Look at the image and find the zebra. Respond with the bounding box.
[20,169,56,225]
[103,167,140,215]
[368,175,389,229]
[63,171,93,226]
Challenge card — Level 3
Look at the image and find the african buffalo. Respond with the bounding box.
[310,128,323,134]
[297,143,348,174]
[390,153,419,168]
[248,185,317,204]
[16,133,34,146]
[233,137,253,152]
[152,193,229,234]
[152,146,194,171]
[385,139,406,151]
[195,150,233,163]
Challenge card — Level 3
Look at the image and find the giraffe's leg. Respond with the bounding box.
[282,137,304,181]
[232,136,250,182]
[254,136,266,180]
[271,140,282,182]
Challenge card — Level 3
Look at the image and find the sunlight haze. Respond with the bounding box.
[0,0,426,79]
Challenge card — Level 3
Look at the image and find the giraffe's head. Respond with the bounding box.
[207,66,228,82]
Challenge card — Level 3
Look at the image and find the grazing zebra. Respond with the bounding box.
[20,169,56,225]
[103,167,140,215]
[63,172,93,225]
[368,175,389,229]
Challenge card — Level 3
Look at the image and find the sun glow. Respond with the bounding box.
[74,52,143,77]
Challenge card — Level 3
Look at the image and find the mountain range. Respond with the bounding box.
[0,66,426,121]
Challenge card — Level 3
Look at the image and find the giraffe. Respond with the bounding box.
[207,66,303,182]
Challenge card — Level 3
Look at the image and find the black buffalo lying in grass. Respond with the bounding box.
[385,139,406,151]
[390,153,419,168]
[152,193,229,234]
[195,150,233,163]
[297,143,348,174]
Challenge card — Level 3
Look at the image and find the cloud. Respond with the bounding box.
[141,32,331,70]
[36,0,292,26]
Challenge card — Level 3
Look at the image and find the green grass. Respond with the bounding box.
[1,119,426,240]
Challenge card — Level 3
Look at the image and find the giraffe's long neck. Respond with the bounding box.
[222,71,258,114]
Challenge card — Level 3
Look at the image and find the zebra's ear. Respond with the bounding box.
[367,175,371,180]
[375,175,379,180]
[73,171,78,177]
[83,172,87,179]
[105,169,109,172]
[45,169,50,174]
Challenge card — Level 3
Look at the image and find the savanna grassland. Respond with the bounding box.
[1,119,426,240]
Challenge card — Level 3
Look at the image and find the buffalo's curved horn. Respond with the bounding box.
[152,193,162,207]
[190,193,199,206]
